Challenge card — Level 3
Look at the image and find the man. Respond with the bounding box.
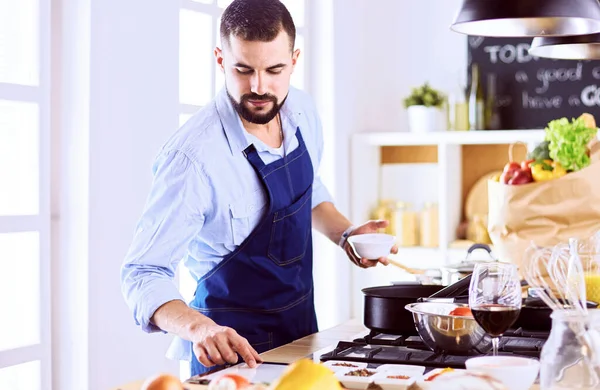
[121,0,397,377]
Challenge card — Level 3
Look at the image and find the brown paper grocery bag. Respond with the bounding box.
[487,144,600,272]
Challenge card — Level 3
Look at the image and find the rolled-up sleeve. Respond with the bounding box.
[121,149,208,333]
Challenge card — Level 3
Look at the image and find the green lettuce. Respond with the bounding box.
[544,117,598,172]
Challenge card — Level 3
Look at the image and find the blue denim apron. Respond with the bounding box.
[190,128,318,376]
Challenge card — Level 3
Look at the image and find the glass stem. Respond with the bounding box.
[492,336,500,356]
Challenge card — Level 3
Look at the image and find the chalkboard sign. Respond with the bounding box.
[468,36,600,130]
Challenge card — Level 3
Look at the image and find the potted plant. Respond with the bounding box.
[403,83,446,133]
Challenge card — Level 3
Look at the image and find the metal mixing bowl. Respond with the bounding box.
[405,301,493,355]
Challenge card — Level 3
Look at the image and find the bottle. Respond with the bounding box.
[468,63,485,130]
[393,202,418,247]
[371,201,389,234]
[485,73,501,130]
[420,202,439,248]
[448,87,469,131]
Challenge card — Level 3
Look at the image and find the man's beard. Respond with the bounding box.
[227,89,287,125]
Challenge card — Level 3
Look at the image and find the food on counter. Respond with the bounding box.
[545,114,598,172]
[408,370,508,390]
[530,160,566,182]
[448,307,473,317]
[424,367,454,381]
[499,112,598,185]
[207,373,251,390]
[268,358,342,390]
[345,368,376,377]
[387,374,411,379]
[500,161,533,185]
[140,373,185,390]
[527,140,551,161]
[332,362,359,367]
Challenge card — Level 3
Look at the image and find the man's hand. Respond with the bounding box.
[190,322,263,368]
[344,220,399,268]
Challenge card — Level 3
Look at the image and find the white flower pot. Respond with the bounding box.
[407,105,444,133]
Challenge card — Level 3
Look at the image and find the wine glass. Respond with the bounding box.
[468,262,522,356]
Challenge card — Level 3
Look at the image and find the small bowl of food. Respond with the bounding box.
[465,356,540,390]
[347,233,395,259]
[372,368,422,390]
[335,367,379,390]
[321,360,367,373]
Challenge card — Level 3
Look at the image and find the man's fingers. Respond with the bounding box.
[378,257,390,266]
[391,245,399,254]
[204,339,226,365]
[193,344,215,367]
[231,336,261,367]
[216,337,239,365]
[372,219,389,228]
[361,258,378,268]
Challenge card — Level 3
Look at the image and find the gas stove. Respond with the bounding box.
[318,328,548,370]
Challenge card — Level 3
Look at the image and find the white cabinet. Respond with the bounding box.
[348,129,545,318]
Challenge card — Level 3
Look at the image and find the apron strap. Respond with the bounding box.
[243,144,265,169]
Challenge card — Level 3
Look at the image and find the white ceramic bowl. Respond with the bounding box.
[347,233,395,259]
[465,356,540,390]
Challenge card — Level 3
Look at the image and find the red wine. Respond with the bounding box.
[471,305,520,336]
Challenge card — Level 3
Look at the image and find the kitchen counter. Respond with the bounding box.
[113,318,541,390]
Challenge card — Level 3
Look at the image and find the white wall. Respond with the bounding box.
[55,1,180,389]
[330,0,467,319]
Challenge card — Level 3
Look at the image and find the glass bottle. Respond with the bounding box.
[468,62,485,130]
[393,202,418,247]
[448,74,469,131]
[539,310,600,389]
[371,200,389,234]
[568,233,600,306]
[420,202,439,248]
[485,73,501,130]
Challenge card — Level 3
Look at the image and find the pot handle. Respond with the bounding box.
[465,243,495,262]
[425,274,473,299]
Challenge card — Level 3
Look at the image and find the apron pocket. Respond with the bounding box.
[268,186,312,266]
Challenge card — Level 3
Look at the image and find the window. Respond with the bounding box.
[176,0,307,378]
[0,0,51,389]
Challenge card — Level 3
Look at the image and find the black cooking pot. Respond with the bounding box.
[512,297,599,331]
[362,284,444,335]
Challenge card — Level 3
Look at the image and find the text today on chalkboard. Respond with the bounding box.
[468,36,600,130]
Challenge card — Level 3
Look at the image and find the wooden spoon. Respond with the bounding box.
[387,258,426,275]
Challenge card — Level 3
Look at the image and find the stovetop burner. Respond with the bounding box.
[319,328,548,370]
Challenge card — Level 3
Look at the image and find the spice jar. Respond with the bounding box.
[420,202,439,248]
[392,202,418,247]
[371,200,392,234]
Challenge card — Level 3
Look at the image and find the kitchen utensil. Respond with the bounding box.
[348,233,395,259]
[465,170,501,221]
[442,243,496,285]
[465,356,540,390]
[513,296,599,331]
[362,284,444,335]
[404,301,492,355]
[387,258,426,275]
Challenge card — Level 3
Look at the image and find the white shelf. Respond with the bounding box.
[353,129,546,146]
[348,129,546,318]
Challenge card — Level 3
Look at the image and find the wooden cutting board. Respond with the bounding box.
[464,170,502,221]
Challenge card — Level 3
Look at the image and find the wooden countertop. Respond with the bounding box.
[113,318,540,390]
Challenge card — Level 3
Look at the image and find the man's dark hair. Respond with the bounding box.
[220,0,296,51]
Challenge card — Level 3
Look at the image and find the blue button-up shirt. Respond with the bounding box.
[120,86,333,336]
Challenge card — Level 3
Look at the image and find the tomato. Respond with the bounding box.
[448,307,473,317]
